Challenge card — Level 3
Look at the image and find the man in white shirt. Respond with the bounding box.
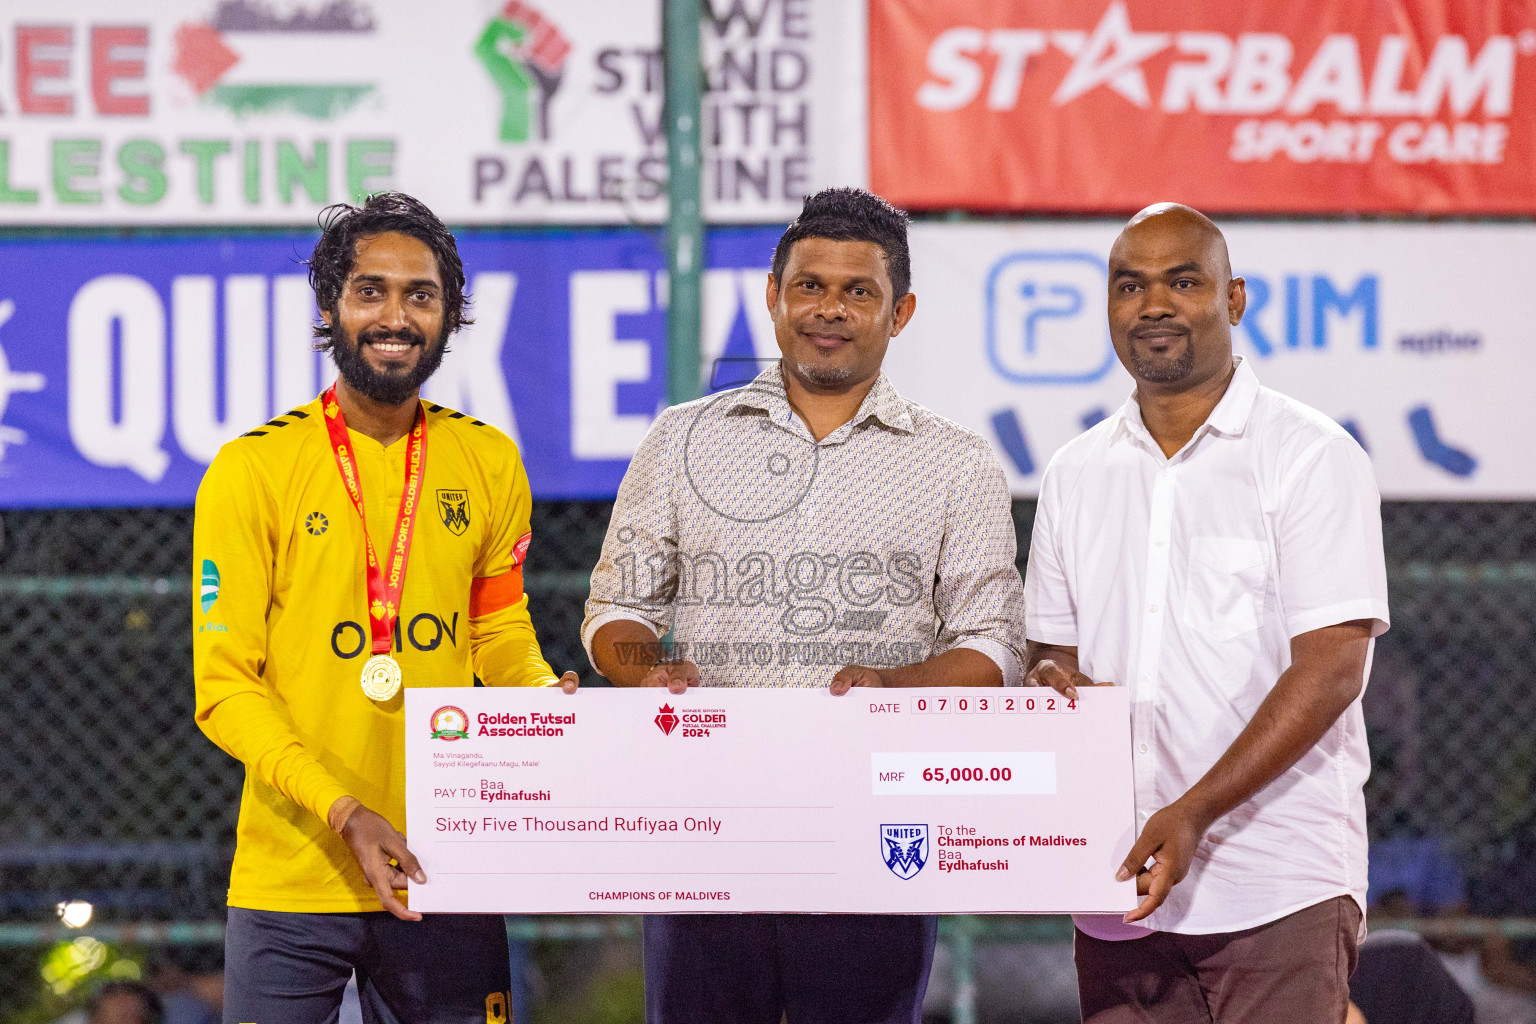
[1023,203,1390,1022]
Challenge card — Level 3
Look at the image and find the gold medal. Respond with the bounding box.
[321,385,426,708]
[361,653,403,702]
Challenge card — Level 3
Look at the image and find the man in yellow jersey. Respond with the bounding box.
[194,192,575,1023]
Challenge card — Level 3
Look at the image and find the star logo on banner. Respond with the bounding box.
[1051,2,1171,108]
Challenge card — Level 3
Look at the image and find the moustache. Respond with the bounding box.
[797,325,854,341]
[1129,325,1190,341]
[359,327,427,347]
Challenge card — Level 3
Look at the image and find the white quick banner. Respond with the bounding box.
[885,222,1535,499]
[0,0,867,225]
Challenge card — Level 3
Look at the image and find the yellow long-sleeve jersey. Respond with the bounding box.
[193,396,557,913]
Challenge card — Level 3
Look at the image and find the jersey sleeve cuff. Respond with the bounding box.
[327,795,362,835]
[312,783,355,830]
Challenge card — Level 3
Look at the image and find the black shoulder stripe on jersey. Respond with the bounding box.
[424,402,485,426]
[242,405,316,438]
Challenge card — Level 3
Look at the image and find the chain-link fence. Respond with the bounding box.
[1,500,1533,1018]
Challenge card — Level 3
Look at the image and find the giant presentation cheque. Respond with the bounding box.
[405,687,1136,914]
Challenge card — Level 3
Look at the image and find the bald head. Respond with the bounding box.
[1113,203,1231,282]
[1106,202,1245,393]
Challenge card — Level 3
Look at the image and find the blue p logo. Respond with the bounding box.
[986,252,1115,385]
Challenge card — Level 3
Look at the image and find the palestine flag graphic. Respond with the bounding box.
[172,0,378,120]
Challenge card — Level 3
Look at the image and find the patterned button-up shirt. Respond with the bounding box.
[582,365,1025,687]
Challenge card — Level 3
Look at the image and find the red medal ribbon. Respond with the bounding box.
[321,384,427,657]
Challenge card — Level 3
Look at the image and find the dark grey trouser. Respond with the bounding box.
[224,908,510,1024]
[1075,896,1362,1024]
[642,913,937,1024]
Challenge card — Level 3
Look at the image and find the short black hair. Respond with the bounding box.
[771,187,911,299]
[307,191,471,348]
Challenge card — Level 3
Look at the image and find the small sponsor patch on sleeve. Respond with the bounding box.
[512,531,532,566]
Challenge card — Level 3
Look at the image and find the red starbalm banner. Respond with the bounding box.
[869,0,1536,213]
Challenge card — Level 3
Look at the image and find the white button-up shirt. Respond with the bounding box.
[1025,357,1390,937]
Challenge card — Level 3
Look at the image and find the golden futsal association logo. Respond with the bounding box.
[430,706,470,741]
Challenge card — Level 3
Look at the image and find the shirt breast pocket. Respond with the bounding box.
[1182,536,1267,643]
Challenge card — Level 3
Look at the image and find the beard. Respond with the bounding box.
[1128,338,1196,385]
[330,323,447,405]
[792,355,857,390]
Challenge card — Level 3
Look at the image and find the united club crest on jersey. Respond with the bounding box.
[881,824,929,880]
[437,489,470,536]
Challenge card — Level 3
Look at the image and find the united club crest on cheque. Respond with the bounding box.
[880,823,929,880]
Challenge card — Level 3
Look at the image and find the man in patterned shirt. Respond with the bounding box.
[583,187,1025,1024]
